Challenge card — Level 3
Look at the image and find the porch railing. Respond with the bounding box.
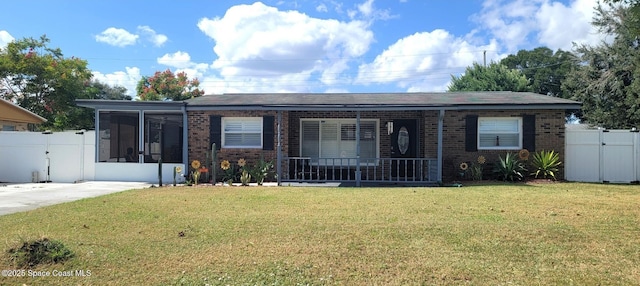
[282,157,438,183]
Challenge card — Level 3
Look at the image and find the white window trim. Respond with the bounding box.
[478,117,523,150]
[299,118,380,166]
[222,117,263,149]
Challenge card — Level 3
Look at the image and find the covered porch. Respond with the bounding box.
[274,109,445,186]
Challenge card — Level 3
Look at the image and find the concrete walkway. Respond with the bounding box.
[0,181,151,216]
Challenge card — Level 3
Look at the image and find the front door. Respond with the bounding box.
[391,119,417,178]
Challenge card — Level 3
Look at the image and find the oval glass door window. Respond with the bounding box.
[397,126,409,155]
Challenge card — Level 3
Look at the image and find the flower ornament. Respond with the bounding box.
[220,160,231,170]
[238,158,246,167]
[460,162,469,171]
[191,160,201,169]
[519,149,530,161]
[477,155,486,165]
[175,166,182,173]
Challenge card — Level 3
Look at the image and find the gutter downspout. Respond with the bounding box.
[437,109,444,184]
[182,104,189,182]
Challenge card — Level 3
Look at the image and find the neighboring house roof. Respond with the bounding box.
[0,98,47,124]
[185,92,581,111]
[76,92,581,111]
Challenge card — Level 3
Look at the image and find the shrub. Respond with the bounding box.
[530,150,562,180]
[250,159,274,185]
[493,153,527,182]
[7,237,74,268]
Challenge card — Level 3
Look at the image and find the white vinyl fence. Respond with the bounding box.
[0,130,95,183]
[0,131,184,183]
[565,127,640,183]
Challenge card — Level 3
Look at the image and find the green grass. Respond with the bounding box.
[1,182,639,285]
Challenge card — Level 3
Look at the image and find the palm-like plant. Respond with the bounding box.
[493,153,527,181]
[530,150,562,180]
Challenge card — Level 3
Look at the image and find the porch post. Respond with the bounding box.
[437,109,445,184]
[182,104,189,181]
[276,110,282,186]
[356,111,361,187]
[94,109,99,163]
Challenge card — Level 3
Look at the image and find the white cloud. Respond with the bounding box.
[357,30,500,92]
[472,0,541,52]
[157,51,210,82]
[158,51,192,69]
[316,3,328,12]
[358,0,374,17]
[0,30,14,48]
[95,26,168,48]
[473,0,605,52]
[92,67,142,97]
[95,27,138,47]
[137,25,168,47]
[197,2,373,93]
[348,0,393,21]
[536,0,602,50]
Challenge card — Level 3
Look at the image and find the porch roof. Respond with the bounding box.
[75,99,185,111]
[185,92,581,111]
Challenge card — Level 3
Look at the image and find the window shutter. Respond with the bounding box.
[263,116,274,150]
[465,115,478,152]
[209,115,221,150]
[523,114,536,151]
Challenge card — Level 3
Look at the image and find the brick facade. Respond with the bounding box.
[435,109,566,181]
[188,108,566,183]
[187,110,288,180]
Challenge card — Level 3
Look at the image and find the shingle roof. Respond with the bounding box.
[0,98,47,123]
[185,92,581,111]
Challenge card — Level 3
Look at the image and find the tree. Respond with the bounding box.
[87,80,131,100]
[562,4,640,128]
[448,62,532,92]
[136,69,204,101]
[0,35,93,130]
[500,47,579,98]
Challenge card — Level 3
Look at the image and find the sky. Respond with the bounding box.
[0,0,606,97]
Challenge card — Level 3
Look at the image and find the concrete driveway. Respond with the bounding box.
[0,181,151,216]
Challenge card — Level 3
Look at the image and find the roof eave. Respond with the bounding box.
[185,103,582,111]
[75,99,186,111]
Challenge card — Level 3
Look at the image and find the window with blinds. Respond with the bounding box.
[478,117,522,149]
[222,117,263,148]
[301,119,378,165]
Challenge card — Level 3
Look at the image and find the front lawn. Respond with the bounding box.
[1,182,639,285]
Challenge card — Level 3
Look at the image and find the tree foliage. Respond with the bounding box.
[500,47,578,97]
[448,62,532,92]
[136,69,204,101]
[87,80,131,101]
[562,4,640,128]
[0,35,93,130]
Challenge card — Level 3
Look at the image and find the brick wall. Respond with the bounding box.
[432,109,567,181]
[187,110,288,181]
[188,108,567,183]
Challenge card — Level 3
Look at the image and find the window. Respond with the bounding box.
[98,112,139,162]
[222,117,263,148]
[2,125,16,131]
[478,117,522,149]
[301,119,378,165]
[144,114,183,163]
[97,111,183,163]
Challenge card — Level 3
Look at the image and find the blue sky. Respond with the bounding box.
[0,0,604,96]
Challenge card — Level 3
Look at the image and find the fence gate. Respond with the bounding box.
[565,128,640,183]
